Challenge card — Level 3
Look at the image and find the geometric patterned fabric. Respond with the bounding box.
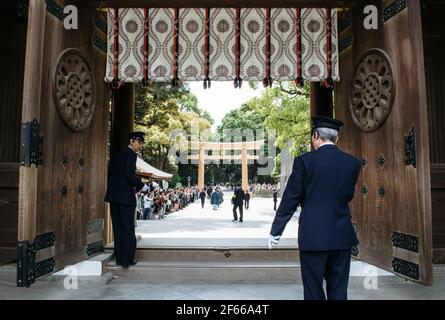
[105,8,339,84]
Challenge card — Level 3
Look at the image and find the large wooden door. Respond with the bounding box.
[335,0,433,284]
[18,0,110,286]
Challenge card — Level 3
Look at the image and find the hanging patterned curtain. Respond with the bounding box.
[105,8,339,85]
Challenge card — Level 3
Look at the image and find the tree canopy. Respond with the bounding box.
[250,81,311,157]
[134,82,213,187]
[132,81,310,187]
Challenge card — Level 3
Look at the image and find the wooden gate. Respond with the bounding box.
[335,0,433,284]
[17,0,110,286]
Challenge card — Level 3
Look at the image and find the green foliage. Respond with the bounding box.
[170,171,183,188]
[133,80,309,186]
[271,153,281,178]
[212,99,275,185]
[250,81,311,157]
[216,103,264,141]
[134,82,212,172]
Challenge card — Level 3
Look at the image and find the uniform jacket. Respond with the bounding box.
[105,147,144,206]
[233,187,245,206]
[270,144,361,251]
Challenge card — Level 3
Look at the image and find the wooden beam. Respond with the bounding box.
[18,0,46,242]
[110,84,135,160]
[242,147,248,191]
[198,148,205,190]
[95,0,356,8]
[310,83,333,118]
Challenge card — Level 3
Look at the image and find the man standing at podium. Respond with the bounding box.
[268,116,361,300]
[105,131,148,268]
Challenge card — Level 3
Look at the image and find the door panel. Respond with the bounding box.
[39,0,110,266]
[335,0,432,284]
[18,0,110,285]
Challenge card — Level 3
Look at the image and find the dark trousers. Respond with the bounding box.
[233,203,243,221]
[299,249,351,300]
[244,200,249,209]
[274,200,277,211]
[143,208,151,220]
[110,203,137,265]
[201,198,205,208]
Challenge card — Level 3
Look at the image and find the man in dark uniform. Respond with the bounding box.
[105,132,148,268]
[244,191,250,210]
[206,185,213,199]
[232,185,245,222]
[268,116,361,300]
[199,188,207,208]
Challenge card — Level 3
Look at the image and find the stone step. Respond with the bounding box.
[106,260,301,283]
[107,248,300,283]
[0,264,16,284]
[105,260,402,285]
[107,247,300,283]
[37,252,115,287]
[133,248,300,263]
[0,253,115,287]
[36,271,115,287]
[106,248,403,285]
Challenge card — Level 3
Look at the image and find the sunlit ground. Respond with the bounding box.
[136,191,298,248]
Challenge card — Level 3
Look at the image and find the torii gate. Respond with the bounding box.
[187,140,264,191]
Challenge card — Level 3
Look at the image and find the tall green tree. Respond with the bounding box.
[249,81,311,177]
[251,81,311,157]
[134,82,212,175]
[216,103,264,140]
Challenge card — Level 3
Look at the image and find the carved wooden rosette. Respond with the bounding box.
[349,48,395,133]
[53,48,96,131]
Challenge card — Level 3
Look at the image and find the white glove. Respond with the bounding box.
[268,234,281,249]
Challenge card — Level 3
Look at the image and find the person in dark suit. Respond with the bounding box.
[232,185,245,222]
[206,186,213,200]
[244,191,250,210]
[268,116,361,300]
[105,131,148,268]
[199,188,207,208]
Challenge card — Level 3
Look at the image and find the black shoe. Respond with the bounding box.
[232,219,238,222]
[122,260,137,268]
[239,220,243,223]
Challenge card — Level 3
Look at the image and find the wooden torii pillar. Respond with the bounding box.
[190,140,264,191]
[241,145,248,191]
[198,147,205,191]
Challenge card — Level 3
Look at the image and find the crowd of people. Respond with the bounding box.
[199,186,225,210]
[135,182,281,222]
[136,187,199,220]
